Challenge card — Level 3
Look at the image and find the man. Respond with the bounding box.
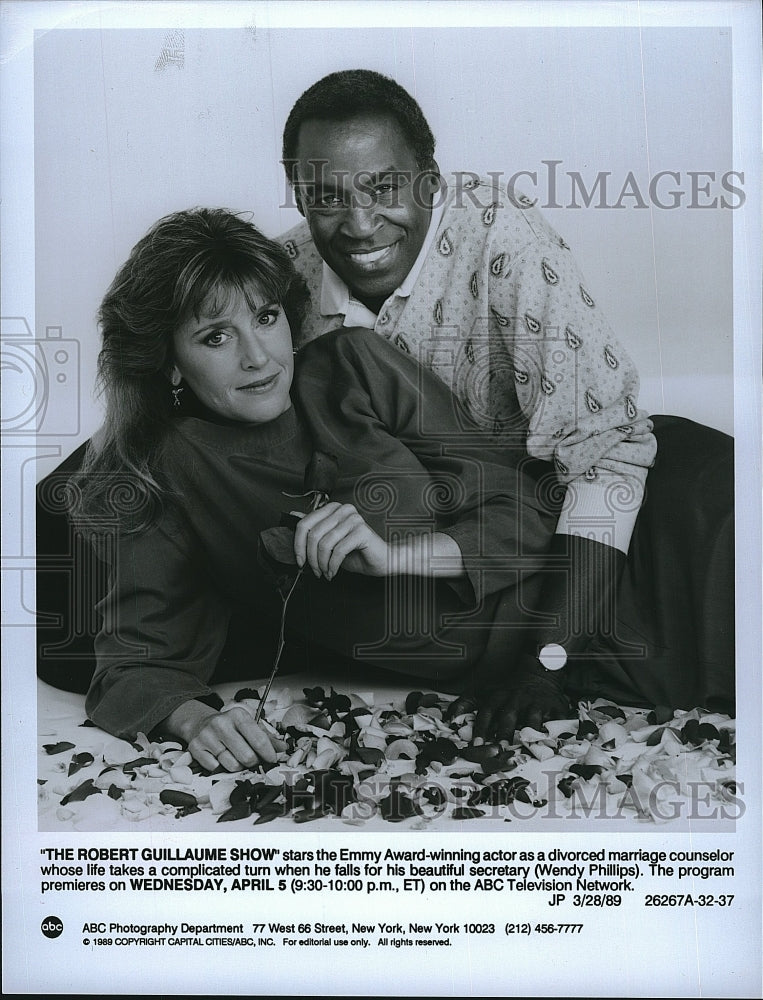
[277,69,734,735]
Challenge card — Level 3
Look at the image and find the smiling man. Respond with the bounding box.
[277,69,735,732]
[286,112,438,318]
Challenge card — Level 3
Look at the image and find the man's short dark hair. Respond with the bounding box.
[282,69,437,185]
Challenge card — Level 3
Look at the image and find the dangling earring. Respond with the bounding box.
[170,369,184,408]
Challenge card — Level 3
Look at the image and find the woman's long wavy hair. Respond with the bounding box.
[71,208,308,530]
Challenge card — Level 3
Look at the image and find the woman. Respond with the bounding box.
[73,208,559,772]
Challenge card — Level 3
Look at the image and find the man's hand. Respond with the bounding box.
[163,701,277,772]
[449,654,572,742]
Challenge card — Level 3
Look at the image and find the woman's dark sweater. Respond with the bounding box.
[86,330,555,738]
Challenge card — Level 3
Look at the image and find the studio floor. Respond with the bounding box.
[38,674,737,834]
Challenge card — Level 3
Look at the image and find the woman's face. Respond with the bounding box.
[172,286,294,424]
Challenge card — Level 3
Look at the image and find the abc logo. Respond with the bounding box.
[41,916,64,939]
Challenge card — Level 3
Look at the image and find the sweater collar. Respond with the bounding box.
[174,402,301,453]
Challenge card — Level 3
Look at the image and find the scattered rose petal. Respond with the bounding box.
[527,742,554,761]
[404,691,424,714]
[60,778,100,805]
[169,764,194,784]
[385,739,419,761]
[160,789,198,808]
[42,741,75,755]
[417,705,443,721]
[39,683,735,830]
[70,794,123,830]
[358,729,389,751]
[559,739,591,759]
[94,769,133,791]
[598,721,628,746]
[217,801,252,822]
[312,742,344,770]
[518,726,549,744]
[451,806,485,820]
[208,780,240,814]
[66,752,95,777]
[281,704,325,729]
[568,763,604,781]
[623,714,651,734]
[715,780,738,802]
[581,745,614,767]
[379,787,417,822]
[647,705,675,725]
[590,702,626,721]
[121,756,158,772]
[382,720,415,737]
[542,719,578,739]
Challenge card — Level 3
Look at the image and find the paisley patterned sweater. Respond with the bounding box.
[280,173,657,553]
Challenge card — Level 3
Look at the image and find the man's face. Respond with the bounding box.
[293,113,437,313]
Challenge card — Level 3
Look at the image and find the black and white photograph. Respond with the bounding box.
[2,1,761,995]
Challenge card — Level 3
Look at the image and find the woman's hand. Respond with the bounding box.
[292,503,467,581]
[163,700,277,772]
[292,502,389,579]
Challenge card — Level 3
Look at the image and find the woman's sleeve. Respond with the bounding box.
[297,329,557,605]
[85,516,231,740]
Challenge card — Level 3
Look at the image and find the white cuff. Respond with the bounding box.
[555,473,644,553]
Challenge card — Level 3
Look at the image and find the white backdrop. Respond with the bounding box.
[32,23,736,481]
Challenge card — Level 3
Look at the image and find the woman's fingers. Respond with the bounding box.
[292,502,340,570]
[294,502,368,578]
[188,707,277,772]
[215,749,242,773]
[229,710,278,764]
[192,746,223,773]
[213,724,266,771]
[310,509,364,578]
[324,522,369,579]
